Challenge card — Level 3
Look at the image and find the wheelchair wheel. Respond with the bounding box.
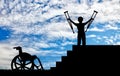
[32,56,44,70]
[11,55,33,70]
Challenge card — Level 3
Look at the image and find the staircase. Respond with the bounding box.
[1,45,120,75]
[51,45,120,75]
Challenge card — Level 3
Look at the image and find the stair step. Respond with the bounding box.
[54,45,120,71]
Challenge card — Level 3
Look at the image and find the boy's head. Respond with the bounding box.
[78,16,83,22]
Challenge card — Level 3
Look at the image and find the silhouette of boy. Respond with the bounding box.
[68,16,93,46]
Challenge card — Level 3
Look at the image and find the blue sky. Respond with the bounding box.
[0,0,120,70]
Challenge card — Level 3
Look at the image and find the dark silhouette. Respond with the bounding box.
[68,11,98,46]
[68,17,93,45]
[11,46,43,70]
[64,11,75,33]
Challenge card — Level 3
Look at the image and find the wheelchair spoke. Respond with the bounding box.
[25,61,32,65]
[15,62,21,65]
[24,66,31,70]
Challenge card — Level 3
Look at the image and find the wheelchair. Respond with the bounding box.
[11,46,44,70]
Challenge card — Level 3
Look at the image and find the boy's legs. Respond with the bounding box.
[82,34,86,46]
[77,33,81,45]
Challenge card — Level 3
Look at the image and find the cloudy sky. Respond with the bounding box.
[0,0,120,70]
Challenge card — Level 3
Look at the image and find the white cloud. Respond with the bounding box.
[0,0,120,31]
[103,24,119,30]
[87,34,97,38]
[0,43,17,69]
[88,26,104,32]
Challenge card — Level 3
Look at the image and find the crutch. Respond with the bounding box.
[85,10,98,32]
[64,11,75,33]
